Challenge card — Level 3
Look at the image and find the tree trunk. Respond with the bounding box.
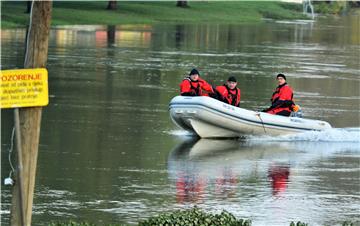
[176,1,188,8]
[107,1,117,10]
[10,1,52,226]
[25,1,32,13]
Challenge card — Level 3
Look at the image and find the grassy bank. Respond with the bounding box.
[1,1,307,28]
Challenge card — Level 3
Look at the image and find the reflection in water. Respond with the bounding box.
[268,164,290,196]
[175,25,185,49]
[107,25,116,47]
[171,139,244,203]
[175,170,206,203]
[168,138,360,225]
[168,138,293,203]
[214,167,238,199]
[38,25,154,49]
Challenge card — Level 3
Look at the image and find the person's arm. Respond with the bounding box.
[269,100,287,109]
[180,80,196,96]
[262,100,287,112]
[215,86,227,102]
[181,91,196,96]
[237,89,241,107]
[209,85,220,99]
[199,79,214,93]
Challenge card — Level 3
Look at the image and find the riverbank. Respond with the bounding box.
[1,1,307,28]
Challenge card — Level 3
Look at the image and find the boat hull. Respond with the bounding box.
[169,96,332,138]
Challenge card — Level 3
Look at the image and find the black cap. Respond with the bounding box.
[277,73,286,80]
[189,69,199,76]
[227,76,237,83]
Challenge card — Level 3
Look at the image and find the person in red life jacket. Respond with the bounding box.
[179,69,214,96]
[263,73,294,116]
[215,76,241,107]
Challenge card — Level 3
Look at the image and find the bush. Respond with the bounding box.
[138,207,251,226]
[279,3,303,12]
[313,1,347,14]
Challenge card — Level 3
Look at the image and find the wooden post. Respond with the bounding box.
[10,1,52,226]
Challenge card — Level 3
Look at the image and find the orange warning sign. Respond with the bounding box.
[0,68,49,108]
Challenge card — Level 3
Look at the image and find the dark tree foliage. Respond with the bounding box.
[349,1,360,7]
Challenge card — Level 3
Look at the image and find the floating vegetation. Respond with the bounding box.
[49,222,97,226]
[48,221,123,226]
[49,209,358,226]
[138,207,251,226]
[341,221,357,226]
[290,222,308,226]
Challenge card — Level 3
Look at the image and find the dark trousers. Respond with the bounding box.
[276,110,291,116]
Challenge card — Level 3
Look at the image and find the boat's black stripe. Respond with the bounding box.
[169,103,318,131]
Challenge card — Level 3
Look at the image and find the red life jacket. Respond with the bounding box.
[216,85,241,106]
[267,83,293,115]
[179,77,213,96]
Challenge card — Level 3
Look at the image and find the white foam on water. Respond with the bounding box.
[137,84,167,90]
[247,128,360,143]
[166,128,360,143]
[164,129,196,137]
[274,20,315,25]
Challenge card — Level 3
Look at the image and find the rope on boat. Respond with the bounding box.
[256,113,267,134]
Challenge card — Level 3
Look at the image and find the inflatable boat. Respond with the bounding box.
[169,96,332,138]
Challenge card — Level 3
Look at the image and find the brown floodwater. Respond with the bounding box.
[1,13,359,226]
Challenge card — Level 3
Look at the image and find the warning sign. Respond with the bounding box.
[0,68,49,109]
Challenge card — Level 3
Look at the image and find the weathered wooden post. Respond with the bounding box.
[9,1,52,226]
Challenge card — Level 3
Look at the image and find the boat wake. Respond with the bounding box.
[247,127,360,143]
[165,129,196,137]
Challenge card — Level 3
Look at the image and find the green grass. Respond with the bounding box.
[1,1,308,28]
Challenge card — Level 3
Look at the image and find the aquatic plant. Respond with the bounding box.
[290,221,308,226]
[138,207,251,226]
[48,216,358,226]
[48,221,123,226]
[341,221,357,226]
[49,222,97,226]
